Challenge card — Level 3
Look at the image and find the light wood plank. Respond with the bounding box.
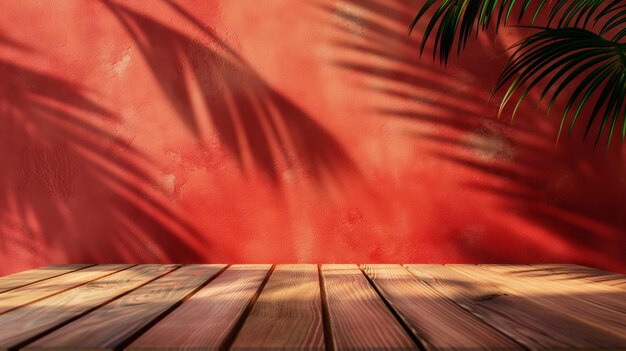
[460,265,626,338]
[514,264,626,289]
[0,265,92,294]
[406,264,626,350]
[0,264,131,316]
[0,264,178,351]
[362,264,520,351]
[24,264,225,351]
[322,264,417,350]
[231,264,324,351]
[127,264,272,351]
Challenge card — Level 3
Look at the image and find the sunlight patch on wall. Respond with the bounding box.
[464,122,515,162]
[112,49,131,78]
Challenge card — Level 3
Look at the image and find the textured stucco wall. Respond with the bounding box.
[1,0,625,275]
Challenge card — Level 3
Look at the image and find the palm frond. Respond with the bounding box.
[549,0,625,30]
[409,0,545,64]
[410,1,626,144]
[410,0,626,65]
[495,28,626,147]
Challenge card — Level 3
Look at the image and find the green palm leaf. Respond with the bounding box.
[409,0,544,64]
[496,28,626,146]
[410,0,625,64]
[410,1,626,145]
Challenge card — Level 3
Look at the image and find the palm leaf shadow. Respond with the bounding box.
[325,0,626,268]
[0,37,207,263]
[104,0,359,187]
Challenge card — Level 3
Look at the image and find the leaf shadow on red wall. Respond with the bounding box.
[325,0,626,270]
[0,34,209,265]
[102,0,360,189]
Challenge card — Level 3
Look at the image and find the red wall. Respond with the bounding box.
[1,0,625,275]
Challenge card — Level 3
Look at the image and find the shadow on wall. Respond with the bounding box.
[103,0,359,188]
[325,0,626,270]
[1,1,363,271]
[0,32,207,265]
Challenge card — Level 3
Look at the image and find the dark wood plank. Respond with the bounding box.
[0,264,178,351]
[127,264,271,351]
[405,264,626,350]
[464,265,626,338]
[362,264,520,351]
[0,264,131,316]
[321,264,417,350]
[231,264,324,351]
[24,264,225,351]
[0,265,92,294]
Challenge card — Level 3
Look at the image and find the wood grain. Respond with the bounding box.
[0,264,178,351]
[231,264,324,351]
[0,264,131,316]
[421,264,626,348]
[127,264,271,351]
[472,264,626,337]
[321,264,417,350]
[24,265,226,351]
[362,264,520,351]
[2,263,625,351]
[0,265,92,294]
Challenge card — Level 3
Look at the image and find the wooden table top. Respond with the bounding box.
[0,264,625,350]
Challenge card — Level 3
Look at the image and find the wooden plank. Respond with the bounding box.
[405,264,626,350]
[0,264,178,351]
[460,265,626,338]
[0,264,131,316]
[321,264,417,350]
[127,264,271,351]
[231,264,324,351]
[24,264,226,351]
[514,264,626,289]
[362,264,520,351]
[0,265,92,294]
